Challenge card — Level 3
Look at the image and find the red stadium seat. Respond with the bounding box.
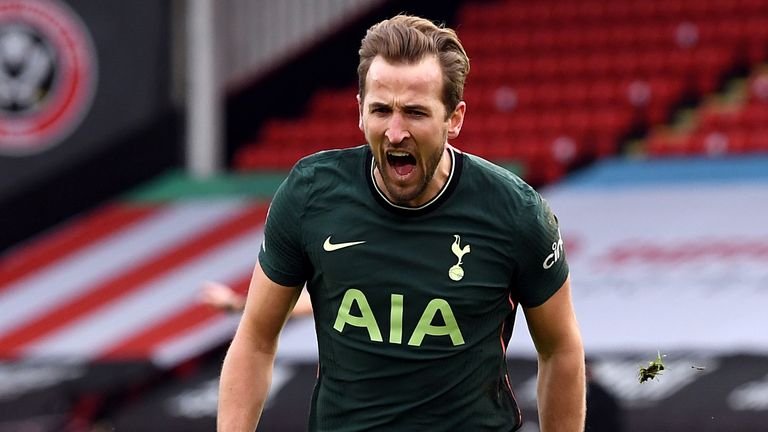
[236,0,768,178]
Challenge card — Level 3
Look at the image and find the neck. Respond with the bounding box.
[431,146,452,193]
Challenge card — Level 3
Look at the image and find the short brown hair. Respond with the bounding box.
[357,15,470,119]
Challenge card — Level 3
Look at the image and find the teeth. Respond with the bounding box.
[387,151,410,157]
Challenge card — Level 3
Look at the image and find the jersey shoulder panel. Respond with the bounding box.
[461,152,541,214]
[259,146,368,287]
[461,152,569,307]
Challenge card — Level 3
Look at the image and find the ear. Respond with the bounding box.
[447,101,466,140]
[357,93,364,132]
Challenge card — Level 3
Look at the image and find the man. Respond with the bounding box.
[218,14,585,431]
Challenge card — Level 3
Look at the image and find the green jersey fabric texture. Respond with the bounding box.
[258,145,569,432]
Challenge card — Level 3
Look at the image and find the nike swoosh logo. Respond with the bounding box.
[323,236,366,252]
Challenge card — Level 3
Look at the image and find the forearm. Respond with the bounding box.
[218,335,275,432]
[537,347,586,432]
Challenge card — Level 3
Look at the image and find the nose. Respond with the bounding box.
[385,113,410,144]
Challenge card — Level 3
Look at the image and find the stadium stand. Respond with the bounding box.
[234,0,768,186]
[646,65,768,156]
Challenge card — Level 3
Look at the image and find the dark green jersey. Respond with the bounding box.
[259,145,568,432]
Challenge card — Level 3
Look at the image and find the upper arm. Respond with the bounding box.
[234,261,303,355]
[237,162,311,351]
[522,275,582,358]
[510,188,569,308]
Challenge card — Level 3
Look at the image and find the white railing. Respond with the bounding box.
[219,0,385,87]
[183,0,385,177]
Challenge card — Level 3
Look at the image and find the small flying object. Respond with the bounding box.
[638,351,666,383]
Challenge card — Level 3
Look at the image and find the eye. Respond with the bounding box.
[405,109,427,117]
[370,105,391,115]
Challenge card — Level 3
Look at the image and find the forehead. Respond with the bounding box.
[364,55,443,106]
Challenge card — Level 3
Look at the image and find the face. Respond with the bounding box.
[358,55,465,207]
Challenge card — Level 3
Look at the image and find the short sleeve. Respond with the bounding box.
[258,163,312,287]
[511,191,569,308]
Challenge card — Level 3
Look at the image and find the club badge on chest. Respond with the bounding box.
[449,234,471,281]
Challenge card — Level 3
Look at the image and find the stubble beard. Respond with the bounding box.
[375,143,445,206]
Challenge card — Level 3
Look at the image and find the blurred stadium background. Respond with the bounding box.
[1,0,768,430]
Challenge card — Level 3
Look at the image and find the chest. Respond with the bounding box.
[302,207,516,310]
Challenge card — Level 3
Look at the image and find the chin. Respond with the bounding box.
[385,183,427,206]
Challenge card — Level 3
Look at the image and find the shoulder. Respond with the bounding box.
[460,151,542,214]
[279,145,367,191]
[294,145,368,173]
[280,145,368,205]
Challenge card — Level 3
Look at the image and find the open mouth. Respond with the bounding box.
[386,150,417,176]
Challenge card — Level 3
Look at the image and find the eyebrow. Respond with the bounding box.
[368,102,390,110]
[402,104,431,112]
[368,101,432,112]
